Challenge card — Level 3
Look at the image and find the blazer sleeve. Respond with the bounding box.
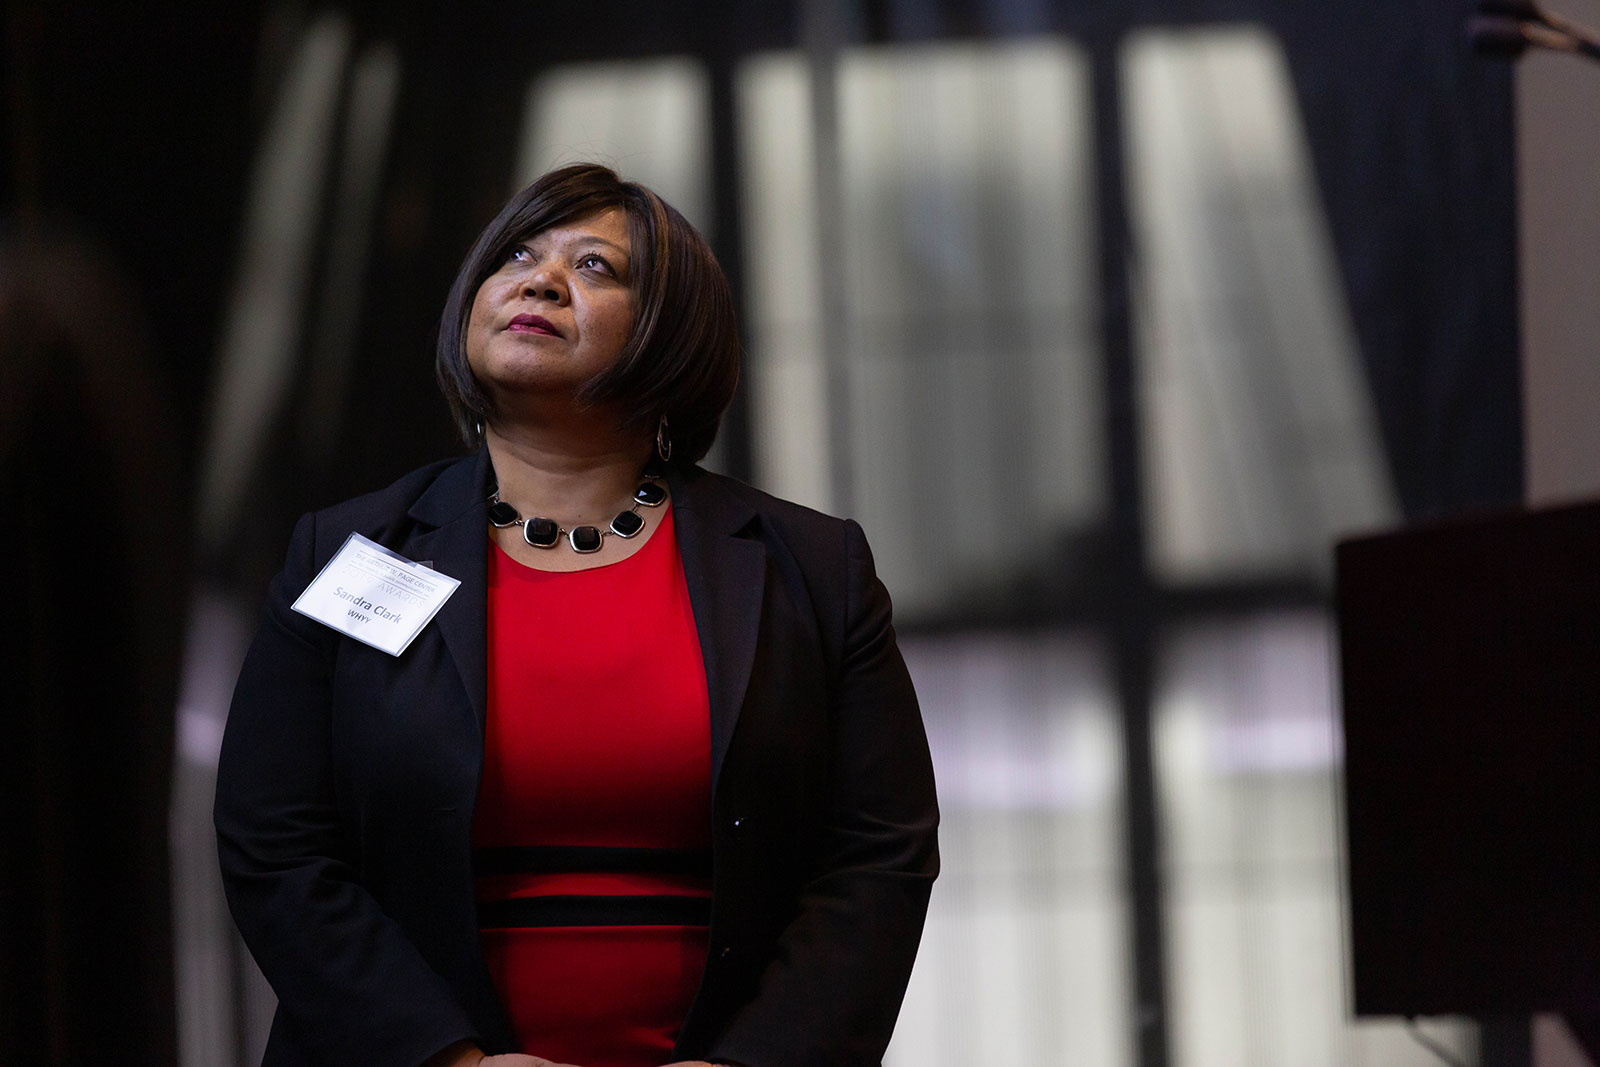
[708,518,940,1067]
[213,512,478,1067]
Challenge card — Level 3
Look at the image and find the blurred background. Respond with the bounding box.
[4,0,1561,1064]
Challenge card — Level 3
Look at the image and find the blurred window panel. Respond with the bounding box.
[1154,611,1475,1066]
[737,40,1106,620]
[1122,25,1398,583]
[300,41,404,462]
[892,633,1131,1067]
[516,57,712,233]
[181,16,359,1067]
[736,53,831,512]
[199,13,352,551]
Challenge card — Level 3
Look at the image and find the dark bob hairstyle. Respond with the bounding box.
[436,163,740,466]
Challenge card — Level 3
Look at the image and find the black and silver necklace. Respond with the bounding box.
[487,478,667,554]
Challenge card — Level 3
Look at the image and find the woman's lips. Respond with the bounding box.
[508,313,561,336]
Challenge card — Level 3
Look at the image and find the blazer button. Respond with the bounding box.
[731,815,747,832]
[719,944,736,960]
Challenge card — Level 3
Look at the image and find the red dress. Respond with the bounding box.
[473,505,713,1066]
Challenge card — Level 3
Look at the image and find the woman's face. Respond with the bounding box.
[465,206,635,411]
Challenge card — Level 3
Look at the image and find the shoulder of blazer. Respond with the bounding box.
[300,450,489,562]
[670,464,855,555]
[669,465,870,648]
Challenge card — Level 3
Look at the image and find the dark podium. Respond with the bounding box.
[1337,497,1600,1058]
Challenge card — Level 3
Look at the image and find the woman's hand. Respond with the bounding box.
[426,1042,584,1067]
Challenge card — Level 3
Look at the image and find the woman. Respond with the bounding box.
[215,163,938,1067]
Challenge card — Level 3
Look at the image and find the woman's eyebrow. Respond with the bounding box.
[543,232,628,255]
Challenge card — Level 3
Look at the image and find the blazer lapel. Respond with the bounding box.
[406,448,494,734]
[669,466,766,795]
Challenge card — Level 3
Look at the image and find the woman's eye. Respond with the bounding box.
[581,254,611,274]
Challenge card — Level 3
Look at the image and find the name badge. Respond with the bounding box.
[292,533,460,656]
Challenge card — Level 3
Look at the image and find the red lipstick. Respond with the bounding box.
[508,313,561,337]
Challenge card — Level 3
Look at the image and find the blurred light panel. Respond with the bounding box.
[299,41,403,462]
[516,58,711,234]
[738,40,1105,619]
[893,633,1130,1067]
[197,13,350,553]
[736,53,832,514]
[1122,25,1398,583]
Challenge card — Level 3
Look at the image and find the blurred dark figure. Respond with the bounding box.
[0,231,182,1064]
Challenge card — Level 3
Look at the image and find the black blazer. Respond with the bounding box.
[214,449,939,1067]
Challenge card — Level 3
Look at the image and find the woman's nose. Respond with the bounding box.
[523,265,567,303]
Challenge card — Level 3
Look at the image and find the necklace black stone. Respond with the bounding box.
[487,478,667,554]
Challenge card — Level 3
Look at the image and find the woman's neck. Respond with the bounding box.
[483,418,654,525]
